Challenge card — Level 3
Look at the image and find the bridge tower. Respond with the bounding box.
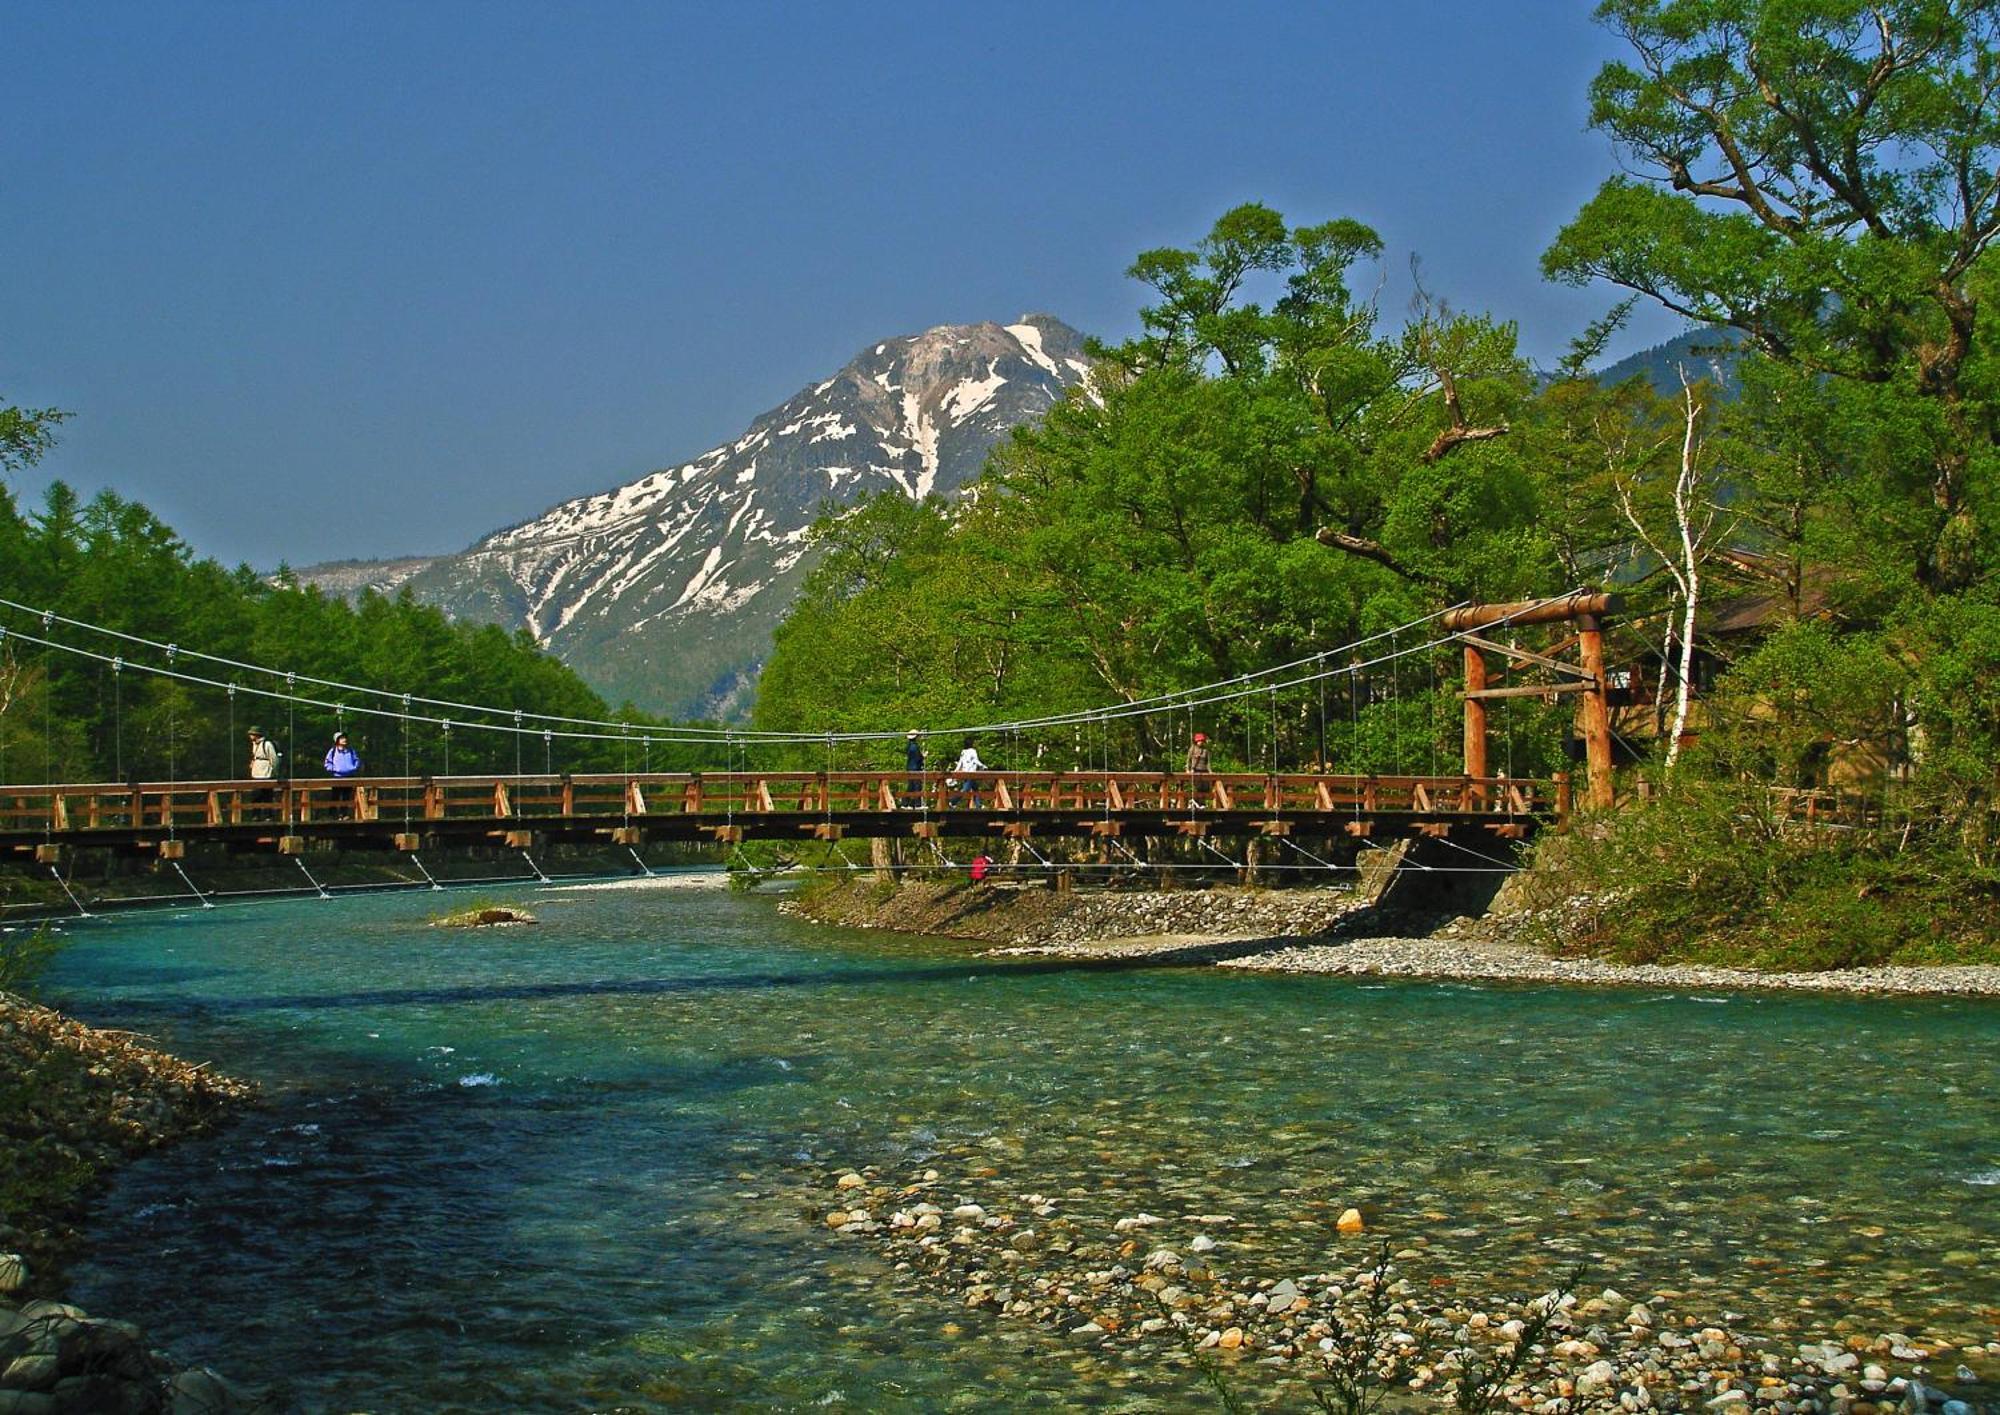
[1442,592,1620,811]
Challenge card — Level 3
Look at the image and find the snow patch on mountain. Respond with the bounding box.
[305,315,1090,718]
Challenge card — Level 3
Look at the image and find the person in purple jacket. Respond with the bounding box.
[323,732,361,777]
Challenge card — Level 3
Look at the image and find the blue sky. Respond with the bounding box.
[2,2,1682,568]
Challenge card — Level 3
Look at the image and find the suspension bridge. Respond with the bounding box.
[0,591,1620,867]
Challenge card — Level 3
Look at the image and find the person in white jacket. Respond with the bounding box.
[952,741,986,807]
[247,726,281,817]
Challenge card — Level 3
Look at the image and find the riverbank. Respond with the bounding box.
[0,989,268,1411]
[785,876,2000,996]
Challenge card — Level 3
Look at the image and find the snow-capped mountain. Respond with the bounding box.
[303,316,1090,717]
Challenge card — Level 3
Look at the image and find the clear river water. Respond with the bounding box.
[35,875,2000,1411]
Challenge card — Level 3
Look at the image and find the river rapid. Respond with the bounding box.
[37,876,2000,1410]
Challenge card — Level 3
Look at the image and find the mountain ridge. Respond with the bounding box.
[297,315,1091,717]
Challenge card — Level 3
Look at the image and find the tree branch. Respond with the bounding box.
[1312,527,1445,587]
[1421,422,1510,463]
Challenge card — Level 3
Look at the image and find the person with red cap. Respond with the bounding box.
[1186,731,1212,810]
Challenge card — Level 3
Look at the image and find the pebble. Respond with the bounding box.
[795,1146,1998,1413]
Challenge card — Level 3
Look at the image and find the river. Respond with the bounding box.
[39,875,2000,1410]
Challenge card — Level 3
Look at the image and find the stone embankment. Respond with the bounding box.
[784,877,1370,951]
[0,992,269,1412]
[807,1159,2000,1413]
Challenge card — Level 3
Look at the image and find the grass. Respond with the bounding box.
[0,925,67,995]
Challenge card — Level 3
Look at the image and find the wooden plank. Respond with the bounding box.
[1464,681,1594,700]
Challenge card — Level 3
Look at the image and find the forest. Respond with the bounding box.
[753,1,2000,964]
[0,470,707,789]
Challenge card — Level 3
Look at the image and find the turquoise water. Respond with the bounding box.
[36,878,2000,1410]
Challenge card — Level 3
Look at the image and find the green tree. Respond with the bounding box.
[1544,0,2000,590]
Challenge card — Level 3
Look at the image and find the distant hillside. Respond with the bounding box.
[298,316,1090,718]
[1597,327,1742,397]
[286,555,438,598]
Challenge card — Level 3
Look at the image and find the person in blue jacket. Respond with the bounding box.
[903,730,925,806]
[324,732,361,777]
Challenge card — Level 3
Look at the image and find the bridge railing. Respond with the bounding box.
[0,769,1553,840]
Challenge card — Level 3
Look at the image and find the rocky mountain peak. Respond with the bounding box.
[302,316,1090,718]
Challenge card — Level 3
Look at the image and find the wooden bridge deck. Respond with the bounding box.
[0,770,1562,859]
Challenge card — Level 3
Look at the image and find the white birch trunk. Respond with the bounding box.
[1664,377,1706,772]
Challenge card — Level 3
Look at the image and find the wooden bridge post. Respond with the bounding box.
[1463,644,1489,807]
[1577,612,1614,810]
[1553,771,1572,830]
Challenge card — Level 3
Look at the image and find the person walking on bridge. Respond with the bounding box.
[323,733,361,778]
[1186,731,1211,809]
[247,726,280,819]
[952,739,987,809]
[904,730,925,807]
[324,731,362,820]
